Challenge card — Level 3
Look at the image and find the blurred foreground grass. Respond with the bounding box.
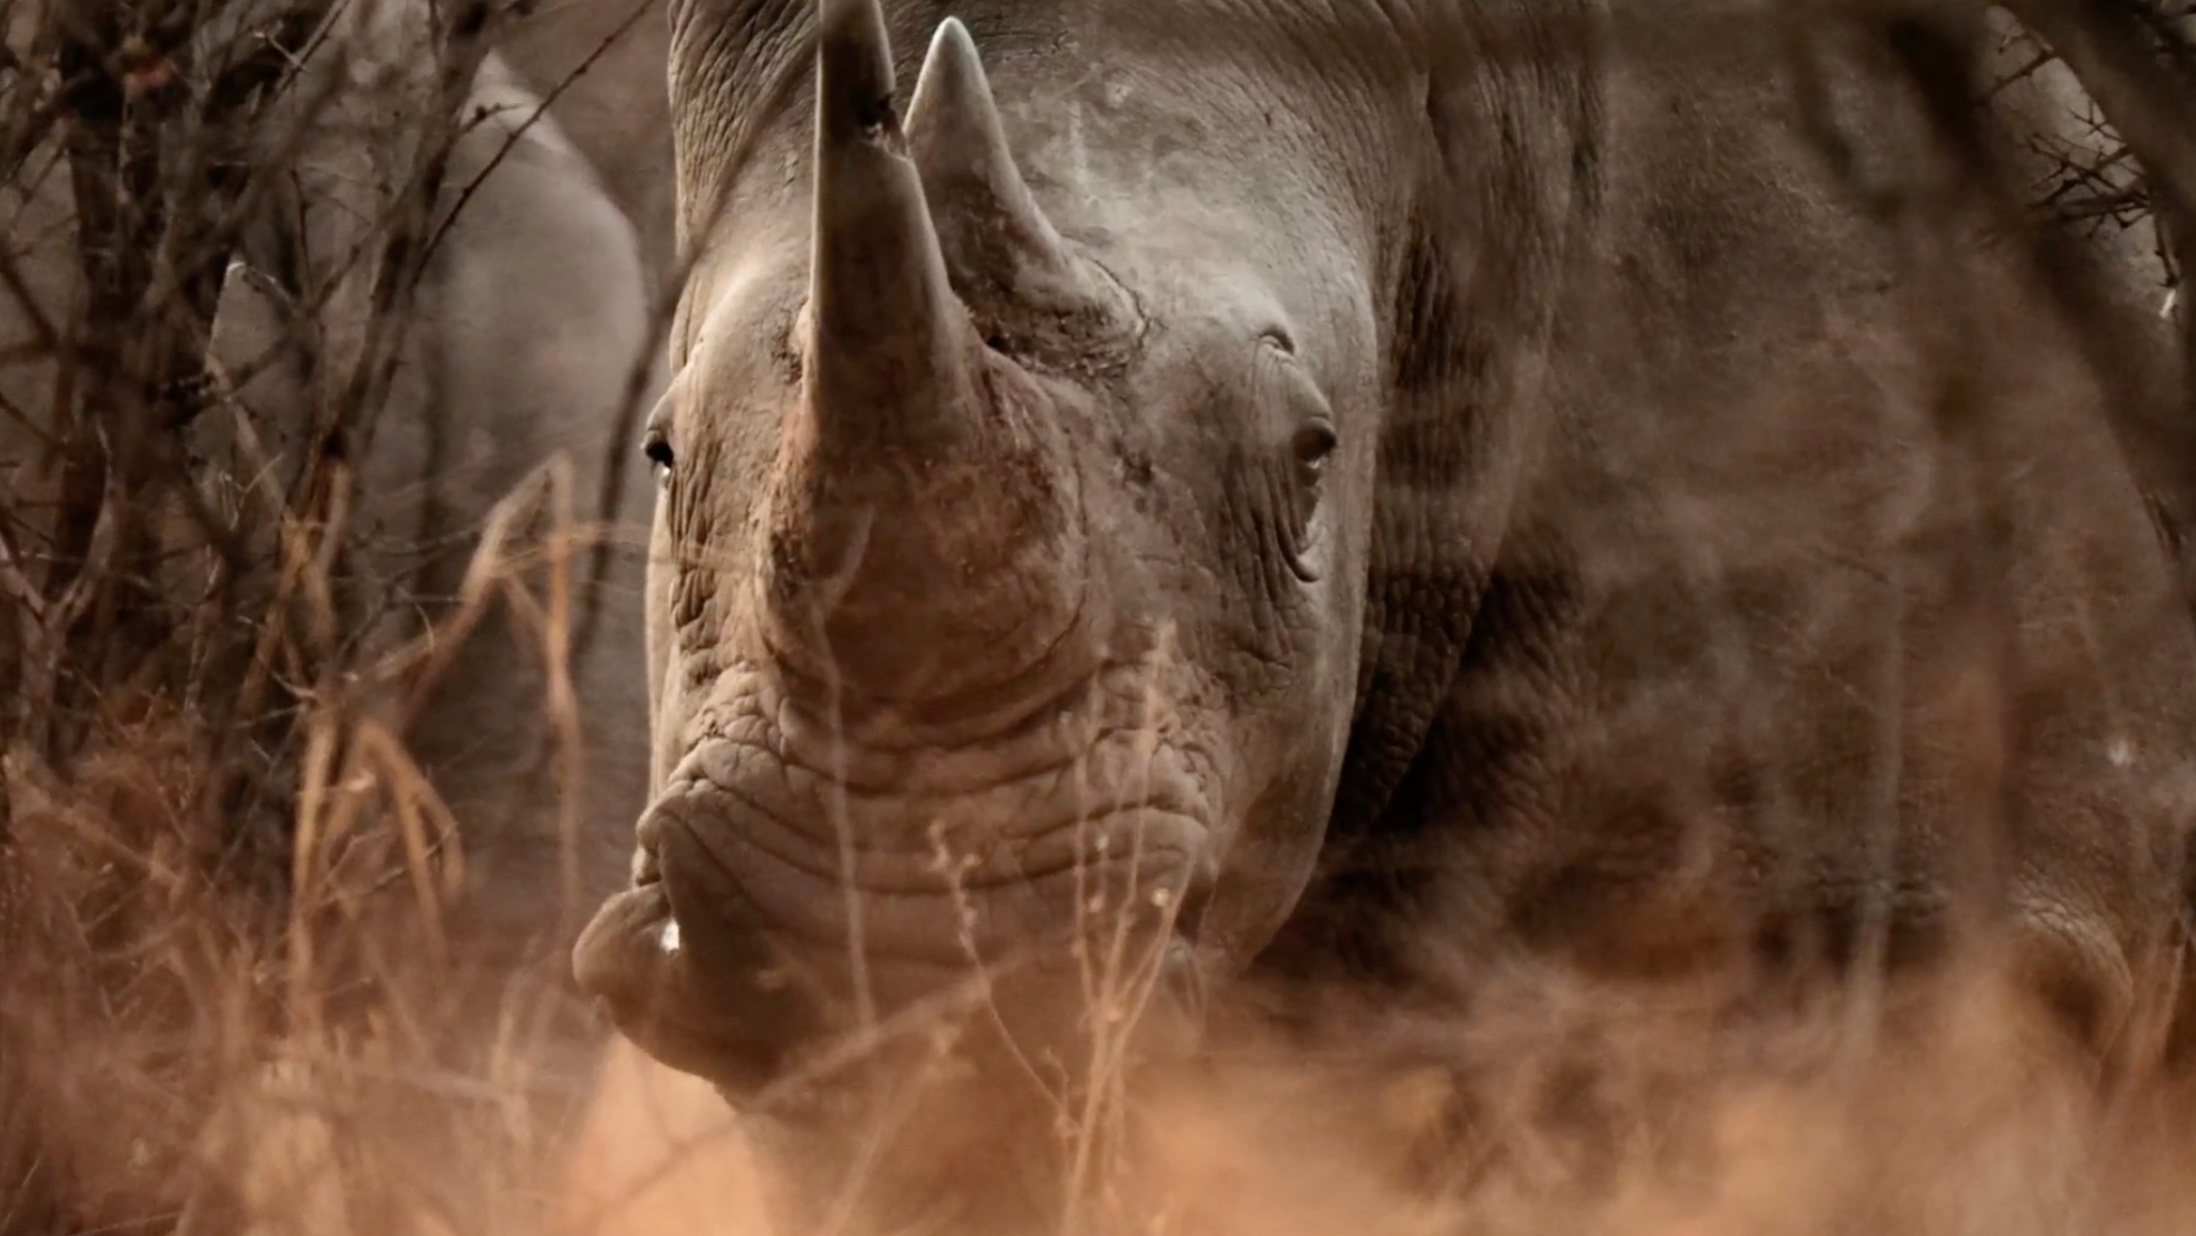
[11,790,2196,1236]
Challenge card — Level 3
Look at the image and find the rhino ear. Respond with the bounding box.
[903,19,1092,316]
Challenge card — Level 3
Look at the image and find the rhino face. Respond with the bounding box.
[575,0,1447,1100]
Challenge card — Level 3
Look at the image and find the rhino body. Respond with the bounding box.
[571,0,2196,1227]
[498,0,680,283]
[205,14,666,1092]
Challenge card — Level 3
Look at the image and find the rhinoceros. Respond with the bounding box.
[573,0,2196,1227]
[498,0,679,284]
[200,9,665,1095]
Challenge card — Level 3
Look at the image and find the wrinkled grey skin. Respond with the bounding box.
[576,0,2196,1229]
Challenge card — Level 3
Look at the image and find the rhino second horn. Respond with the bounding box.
[808,0,979,447]
[905,18,1090,316]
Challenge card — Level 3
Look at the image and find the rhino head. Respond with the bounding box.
[574,0,1594,1219]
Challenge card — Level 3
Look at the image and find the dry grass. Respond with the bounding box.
[16,457,2196,1236]
[546,956,2196,1236]
[0,451,618,1234]
[13,577,2196,1236]
[0,2,663,1226]
[8,4,2196,1236]
[19,940,2190,1236]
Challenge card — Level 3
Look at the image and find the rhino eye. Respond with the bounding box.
[1281,418,1334,584]
[1291,419,1338,476]
[641,428,671,480]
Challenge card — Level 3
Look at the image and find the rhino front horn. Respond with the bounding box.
[808,0,978,444]
[905,18,1099,320]
[779,0,1087,703]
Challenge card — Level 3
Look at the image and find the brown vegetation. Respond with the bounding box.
[7,2,2196,1235]
[0,0,662,1229]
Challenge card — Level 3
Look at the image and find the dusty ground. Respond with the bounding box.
[156,955,2196,1236]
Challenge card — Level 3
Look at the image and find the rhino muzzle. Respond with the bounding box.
[573,735,1216,1099]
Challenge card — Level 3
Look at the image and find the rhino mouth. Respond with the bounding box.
[570,879,794,1094]
[575,743,1218,1097]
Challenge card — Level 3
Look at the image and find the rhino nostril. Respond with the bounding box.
[1169,873,1215,943]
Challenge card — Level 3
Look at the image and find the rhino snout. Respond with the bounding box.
[576,776,1216,1099]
